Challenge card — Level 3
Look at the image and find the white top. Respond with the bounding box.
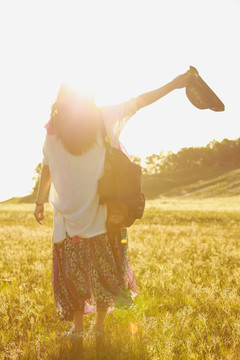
[42,97,138,244]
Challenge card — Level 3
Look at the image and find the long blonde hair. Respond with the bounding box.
[49,82,100,156]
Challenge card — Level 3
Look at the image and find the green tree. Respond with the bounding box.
[130,155,142,167]
[32,162,43,196]
[145,151,166,174]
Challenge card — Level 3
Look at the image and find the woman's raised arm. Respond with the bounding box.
[135,70,190,111]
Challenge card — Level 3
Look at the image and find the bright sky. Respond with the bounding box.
[0,0,239,202]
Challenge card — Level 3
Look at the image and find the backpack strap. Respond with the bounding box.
[99,111,112,154]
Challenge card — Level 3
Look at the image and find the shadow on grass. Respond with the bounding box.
[48,330,150,360]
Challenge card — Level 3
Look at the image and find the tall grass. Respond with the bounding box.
[0,198,240,359]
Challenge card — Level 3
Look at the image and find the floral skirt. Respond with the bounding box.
[51,225,140,321]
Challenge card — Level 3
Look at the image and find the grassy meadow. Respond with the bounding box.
[1,197,240,359]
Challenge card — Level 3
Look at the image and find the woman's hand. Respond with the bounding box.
[34,204,45,225]
[171,70,191,89]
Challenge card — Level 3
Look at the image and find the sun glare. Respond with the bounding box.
[129,323,139,335]
[60,69,99,105]
[0,0,238,201]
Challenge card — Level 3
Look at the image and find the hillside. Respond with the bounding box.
[2,137,240,204]
[2,165,239,204]
[142,166,240,199]
[1,193,37,204]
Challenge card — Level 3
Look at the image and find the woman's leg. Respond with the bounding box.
[95,305,108,332]
[73,309,84,333]
[73,306,108,334]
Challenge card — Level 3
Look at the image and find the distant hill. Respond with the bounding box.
[1,137,240,203]
[0,193,36,204]
[2,165,239,204]
[142,166,240,199]
[141,136,240,199]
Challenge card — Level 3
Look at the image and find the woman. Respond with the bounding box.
[33,70,190,340]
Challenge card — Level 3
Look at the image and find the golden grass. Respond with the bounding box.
[0,198,240,359]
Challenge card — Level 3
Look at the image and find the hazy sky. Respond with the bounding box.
[0,0,239,201]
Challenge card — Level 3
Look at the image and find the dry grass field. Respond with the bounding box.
[1,197,240,359]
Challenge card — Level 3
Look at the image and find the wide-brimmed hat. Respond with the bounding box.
[186,66,225,111]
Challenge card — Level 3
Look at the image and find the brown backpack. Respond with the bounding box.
[98,115,145,228]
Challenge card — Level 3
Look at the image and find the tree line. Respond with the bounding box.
[131,137,240,174]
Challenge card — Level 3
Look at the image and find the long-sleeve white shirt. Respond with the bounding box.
[42,97,138,244]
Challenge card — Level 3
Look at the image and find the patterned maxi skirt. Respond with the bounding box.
[51,224,140,321]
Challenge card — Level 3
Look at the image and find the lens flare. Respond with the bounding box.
[105,134,112,143]
[129,323,139,335]
[121,238,127,244]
